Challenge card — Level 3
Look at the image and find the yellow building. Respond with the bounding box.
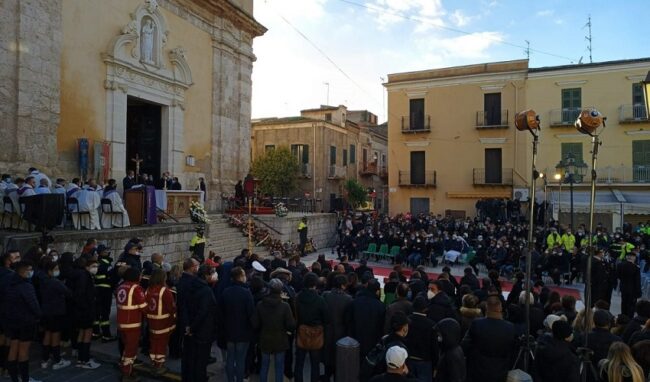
[0,0,265,211]
[386,58,650,228]
[252,105,388,212]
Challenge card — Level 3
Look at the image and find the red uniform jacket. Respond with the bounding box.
[145,285,176,335]
[115,281,147,331]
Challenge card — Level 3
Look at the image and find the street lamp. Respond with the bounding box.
[555,153,588,229]
[554,173,562,225]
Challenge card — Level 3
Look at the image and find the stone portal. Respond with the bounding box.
[126,97,162,178]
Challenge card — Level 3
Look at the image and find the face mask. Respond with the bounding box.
[89,267,99,275]
[427,290,435,300]
[51,255,58,262]
[26,270,34,279]
[52,270,60,278]
[437,335,443,343]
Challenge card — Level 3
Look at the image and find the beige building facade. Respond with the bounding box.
[252,106,388,213]
[386,58,650,225]
[0,0,265,211]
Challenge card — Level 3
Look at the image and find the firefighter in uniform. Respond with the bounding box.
[116,267,148,381]
[93,244,116,342]
[145,269,176,374]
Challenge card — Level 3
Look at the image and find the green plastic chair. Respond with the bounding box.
[387,245,400,260]
[377,244,389,260]
[364,243,377,259]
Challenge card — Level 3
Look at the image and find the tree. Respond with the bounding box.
[344,179,368,209]
[251,146,300,196]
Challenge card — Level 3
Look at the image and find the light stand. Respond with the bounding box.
[554,173,562,226]
[514,109,541,372]
[575,108,606,382]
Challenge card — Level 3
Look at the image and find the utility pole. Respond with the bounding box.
[585,15,593,63]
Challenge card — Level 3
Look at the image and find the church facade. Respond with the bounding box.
[0,0,265,211]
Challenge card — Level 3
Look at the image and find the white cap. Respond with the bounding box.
[543,314,566,330]
[252,261,266,273]
[385,346,408,369]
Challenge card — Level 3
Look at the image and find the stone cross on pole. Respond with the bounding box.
[131,154,143,177]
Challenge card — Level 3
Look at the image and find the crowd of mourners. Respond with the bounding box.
[1,209,650,382]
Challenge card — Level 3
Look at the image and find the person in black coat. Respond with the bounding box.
[534,320,580,382]
[425,280,458,324]
[185,265,218,382]
[586,309,622,365]
[39,259,73,370]
[294,272,329,382]
[622,300,650,343]
[589,251,610,305]
[350,279,386,358]
[405,296,438,382]
[218,266,255,382]
[176,257,199,381]
[322,274,353,380]
[122,170,136,192]
[70,258,100,369]
[459,267,480,291]
[462,295,516,382]
[5,261,42,382]
[617,253,642,318]
[116,242,143,274]
[436,318,466,382]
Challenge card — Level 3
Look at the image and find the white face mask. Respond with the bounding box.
[52,270,60,278]
[51,255,58,262]
[427,290,435,300]
[89,267,99,275]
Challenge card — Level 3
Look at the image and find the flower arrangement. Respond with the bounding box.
[189,201,210,224]
[274,202,289,217]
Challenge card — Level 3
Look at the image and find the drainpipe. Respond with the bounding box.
[313,123,316,204]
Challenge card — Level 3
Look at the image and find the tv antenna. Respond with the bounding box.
[584,15,592,63]
[524,40,530,60]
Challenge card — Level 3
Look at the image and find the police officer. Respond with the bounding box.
[116,267,148,381]
[617,251,642,318]
[116,241,143,274]
[298,217,308,257]
[93,244,116,342]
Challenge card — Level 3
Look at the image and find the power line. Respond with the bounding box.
[337,0,581,63]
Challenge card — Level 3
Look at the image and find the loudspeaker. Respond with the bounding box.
[23,194,65,230]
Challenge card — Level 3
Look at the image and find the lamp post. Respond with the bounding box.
[554,173,562,225]
[514,109,541,372]
[556,153,589,230]
[543,175,548,227]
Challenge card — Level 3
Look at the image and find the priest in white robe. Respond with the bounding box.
[35,178,52,194]
[28,167,52,188]
[100,180,130,228]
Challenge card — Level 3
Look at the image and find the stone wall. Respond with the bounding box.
[255,213,339,250]
[0,0,62,174]
[0,223,196,265]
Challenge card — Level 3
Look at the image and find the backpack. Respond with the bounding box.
[360,335,393,381]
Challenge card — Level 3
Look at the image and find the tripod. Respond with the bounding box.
[513,334,536,371]
[577,347,599,382]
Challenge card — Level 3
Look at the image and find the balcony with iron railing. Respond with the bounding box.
[401,115,431,133]
[619,104,649,124]
[359,161,378,176]
[594,165,650,184]
[398,171,436,187]
[299,163,312,178]
[549,107,582,127]
[476,109,509,129]
[328,165,347,179]
[473,168,514,186]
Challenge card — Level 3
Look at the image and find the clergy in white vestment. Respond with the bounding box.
[0,174,13,194]
[100,180,130,228]
[54,178,67,196]
[28,167,52,188]
[35,178,52,194]
[18,177,37,198]
[2,177,19,227]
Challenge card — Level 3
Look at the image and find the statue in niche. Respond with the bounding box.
[141,19,155,65]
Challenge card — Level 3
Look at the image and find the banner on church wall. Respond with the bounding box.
[93,141,111,183]
[78,138,89,181]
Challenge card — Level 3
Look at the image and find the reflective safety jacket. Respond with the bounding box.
[145,285,176,335]
[115,281,147,331]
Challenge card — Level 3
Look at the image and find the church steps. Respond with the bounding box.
[205,215,269,260]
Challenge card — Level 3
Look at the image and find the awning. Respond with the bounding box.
[548,189,650,215]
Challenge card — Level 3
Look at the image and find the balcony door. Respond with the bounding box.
[485,148,502,184]
[409,98,424,130]
[633,140,650,182]
[484,93,501,126]
[410,151,425,185]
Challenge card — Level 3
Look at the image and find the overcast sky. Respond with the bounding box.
[251,0,649,122]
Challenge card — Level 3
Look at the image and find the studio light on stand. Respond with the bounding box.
[514,109,541,373]
[575,108,606,382]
